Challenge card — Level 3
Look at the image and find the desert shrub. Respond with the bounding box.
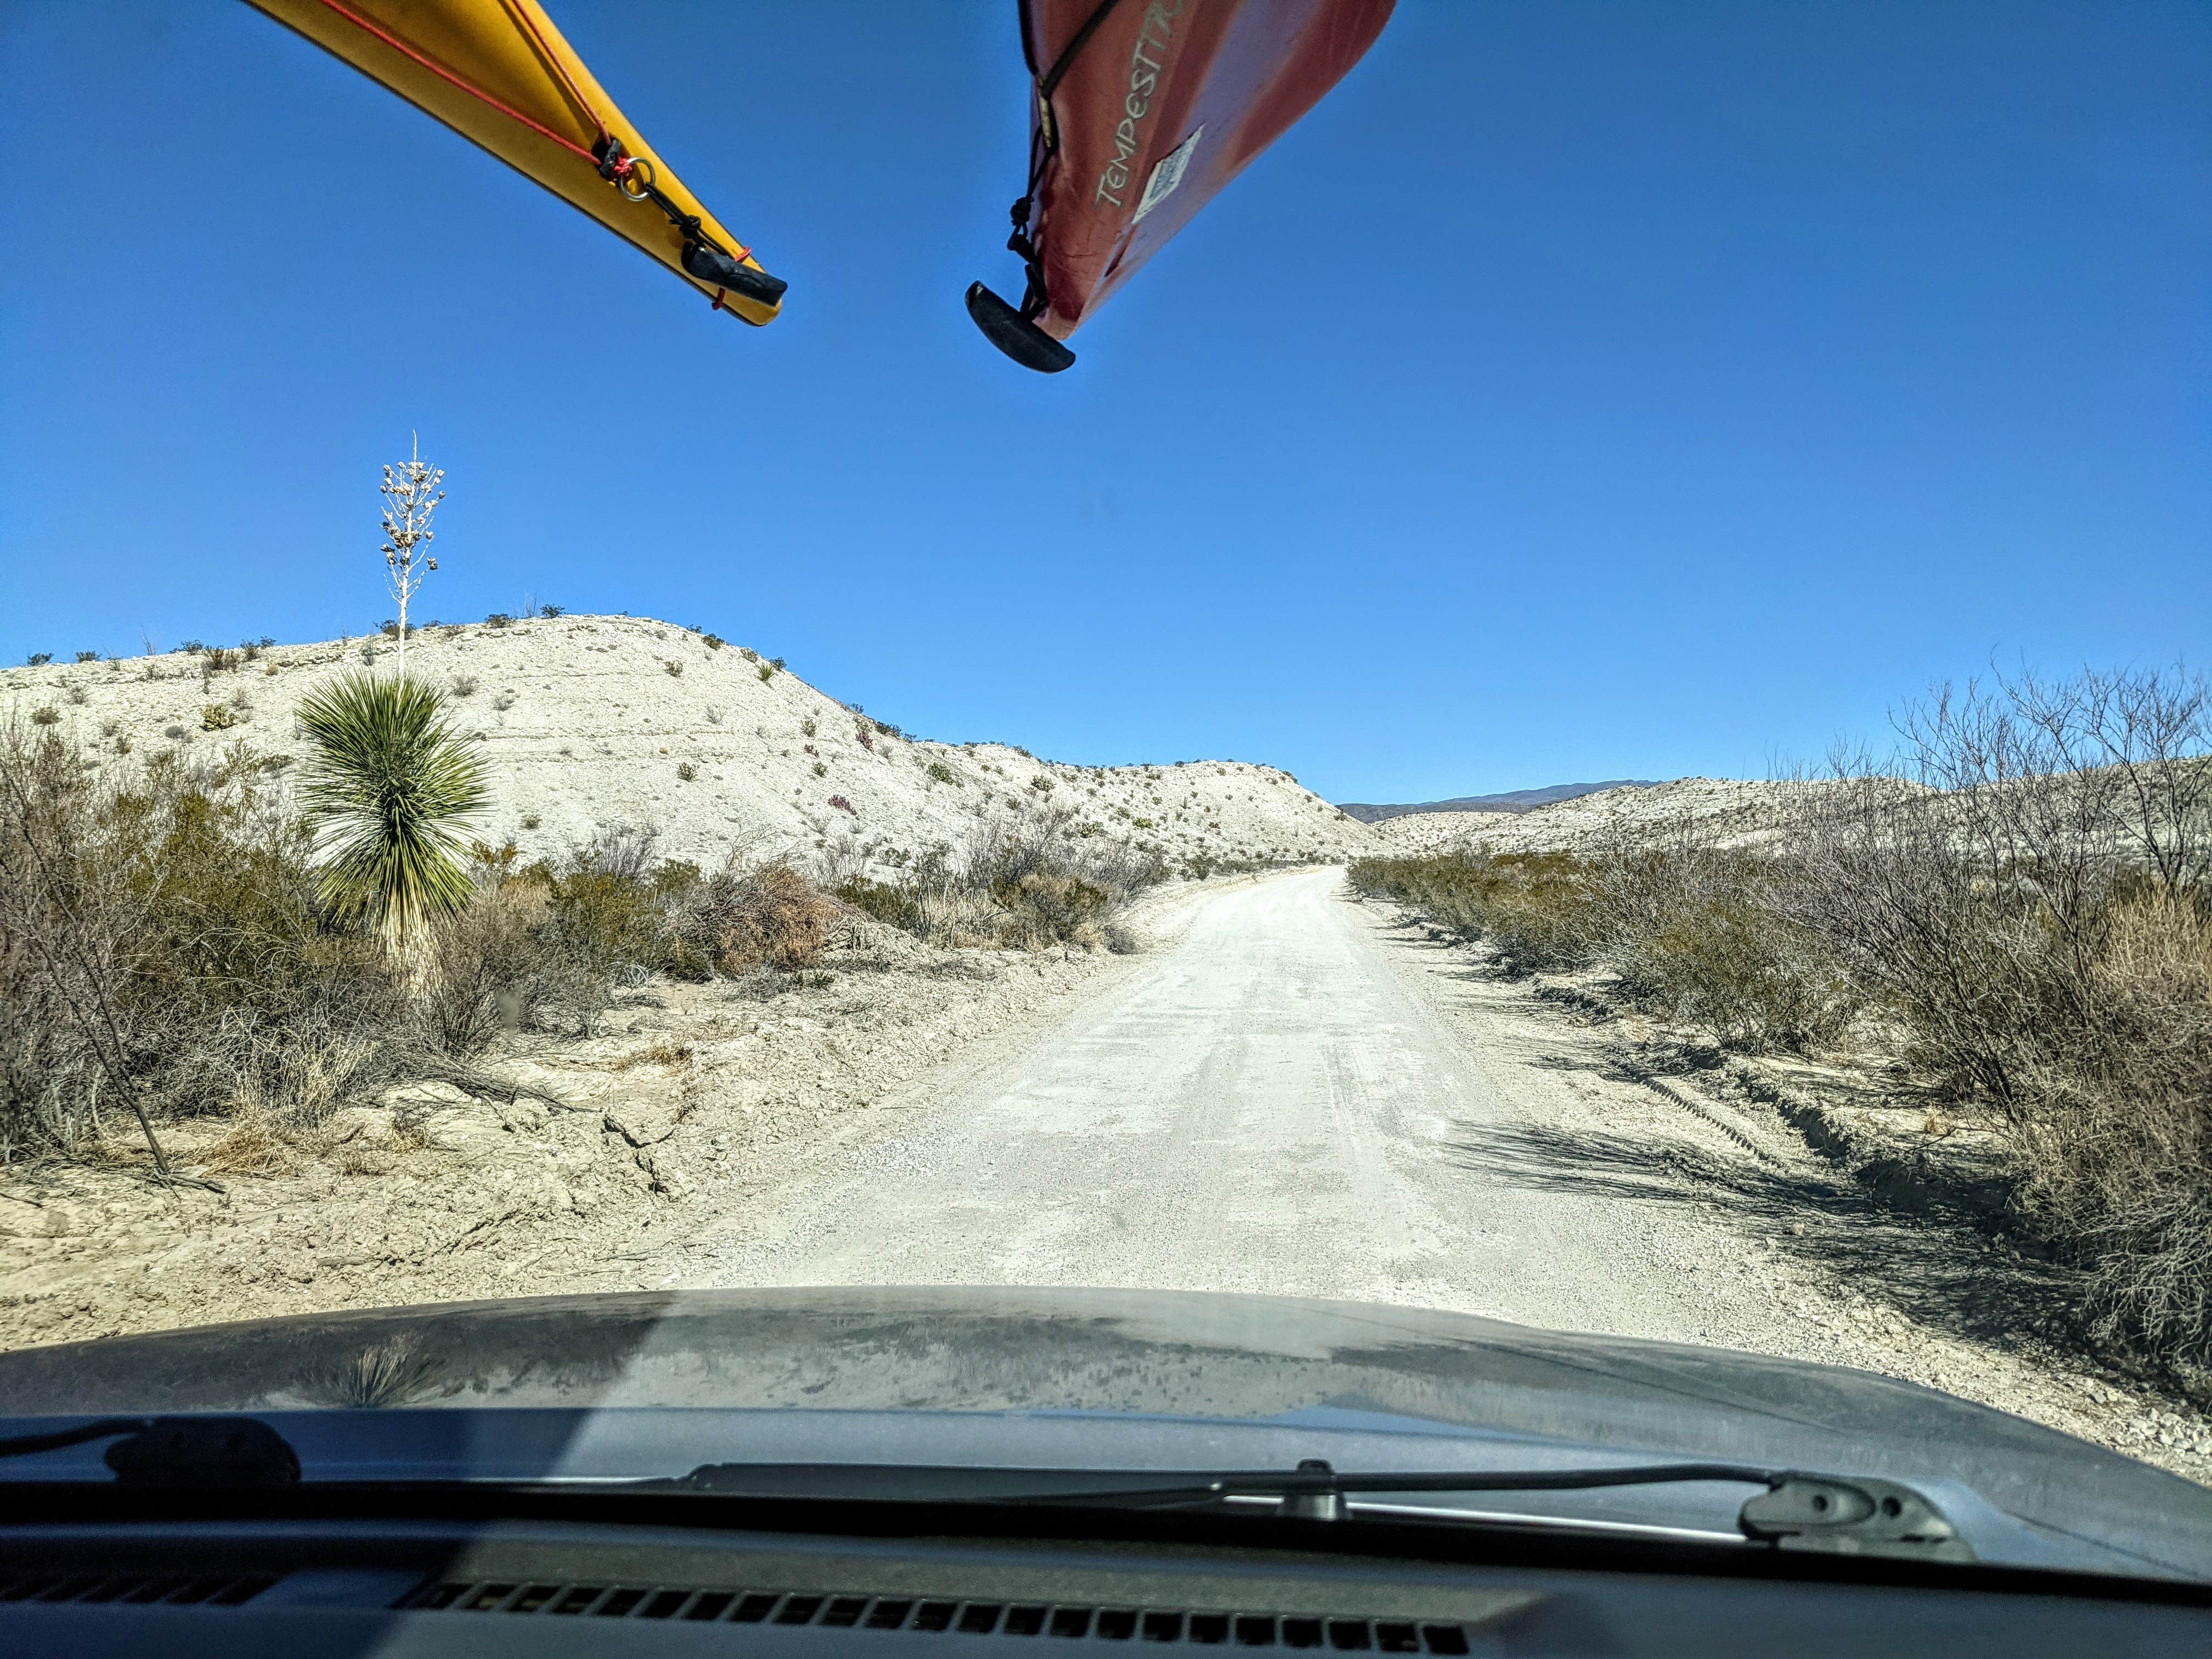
[676,762,696,781]
[664,661,683,677]
[539,605,565,618]
[1779,668,2212,1362]
[201,703,237,731]
[425,843,842,1045]
[417,879,582,1051]
[927,762,958,786]
[25,653,52,667]
[0,731,401,1165]
[835,877,927,935]
[842,810,1160,952]
[670,862,837,977]
[1351,851,1602,974]
[800,718,816,737]
[1582,842,1861,1051]
[30,708,58,726]
[74,652,98,664]
[535,828,695,980]
[486,612,511,629]
[757,664,774,682]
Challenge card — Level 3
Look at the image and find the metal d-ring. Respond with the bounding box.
[618,154,657,200]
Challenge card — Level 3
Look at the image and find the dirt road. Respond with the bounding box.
[704,869,1809,1346]
[695,869,2212,1479]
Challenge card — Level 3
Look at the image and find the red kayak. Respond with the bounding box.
[968,0,1395,372]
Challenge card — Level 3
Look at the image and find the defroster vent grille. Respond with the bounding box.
[410,1582,1471,1651]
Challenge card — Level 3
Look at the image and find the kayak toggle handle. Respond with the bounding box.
[685,243,788,307]
[966,283,1075,374]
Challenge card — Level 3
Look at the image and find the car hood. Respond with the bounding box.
[0,1285,2205,1580]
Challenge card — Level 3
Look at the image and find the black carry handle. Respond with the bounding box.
[965,283,1076,374]
[683,243,789,307]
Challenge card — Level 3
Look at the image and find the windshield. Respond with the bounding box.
[2,0,2208,1593]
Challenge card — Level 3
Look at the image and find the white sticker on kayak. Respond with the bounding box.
[1136,126,1204,222]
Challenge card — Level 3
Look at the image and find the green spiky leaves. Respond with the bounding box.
[295,670,486,964]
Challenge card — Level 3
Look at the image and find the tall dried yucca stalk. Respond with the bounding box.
[381,435,444,674]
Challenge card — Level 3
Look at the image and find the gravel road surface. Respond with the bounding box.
[696,869,2212,1479]
[706,868,1790,1346]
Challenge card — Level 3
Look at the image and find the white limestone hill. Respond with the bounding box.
[1370,777,1833,856]
[3,615,1384,873]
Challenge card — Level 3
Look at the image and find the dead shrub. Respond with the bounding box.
[674,862,837,974]
[201,1108,301,1177]
[2005,891,2212,1355]
[834,810,1160,952]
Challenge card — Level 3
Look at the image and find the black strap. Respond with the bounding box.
[1005,0,1132,320]
[1039,0,1130,100]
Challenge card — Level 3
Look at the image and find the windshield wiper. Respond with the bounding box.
[0,1422,1965,1564]
[647,1457,1971,1562]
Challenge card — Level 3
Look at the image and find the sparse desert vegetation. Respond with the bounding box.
[833,808,1161,954]
[1354,665,2212,1376]
[0,710,848,1176]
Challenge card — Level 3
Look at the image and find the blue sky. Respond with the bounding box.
[2,2,2205,804]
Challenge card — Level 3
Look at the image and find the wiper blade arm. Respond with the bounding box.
[647,1458,1970,1561]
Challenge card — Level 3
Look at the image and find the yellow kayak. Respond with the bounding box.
[242,0,783,324]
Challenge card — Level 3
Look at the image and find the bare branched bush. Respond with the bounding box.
[0,726,395,1170]
[1364,666,2212,1365]
[673,862,839,975]
[1782,667,2212,1362]
[837,809,1162,952]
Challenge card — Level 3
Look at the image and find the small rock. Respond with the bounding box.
[326,1106,396,1147]
[417,1105,509,1153]
[493,1097,551,1135]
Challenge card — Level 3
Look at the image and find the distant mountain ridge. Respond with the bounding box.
[1339,781,1662,823]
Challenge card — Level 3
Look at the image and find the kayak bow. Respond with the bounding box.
[243,0,785,323]
[970,0,1393,371]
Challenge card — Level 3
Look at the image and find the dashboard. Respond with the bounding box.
[2,1503,2207,1658]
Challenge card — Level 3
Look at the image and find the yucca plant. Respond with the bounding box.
[295,670,486,977]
